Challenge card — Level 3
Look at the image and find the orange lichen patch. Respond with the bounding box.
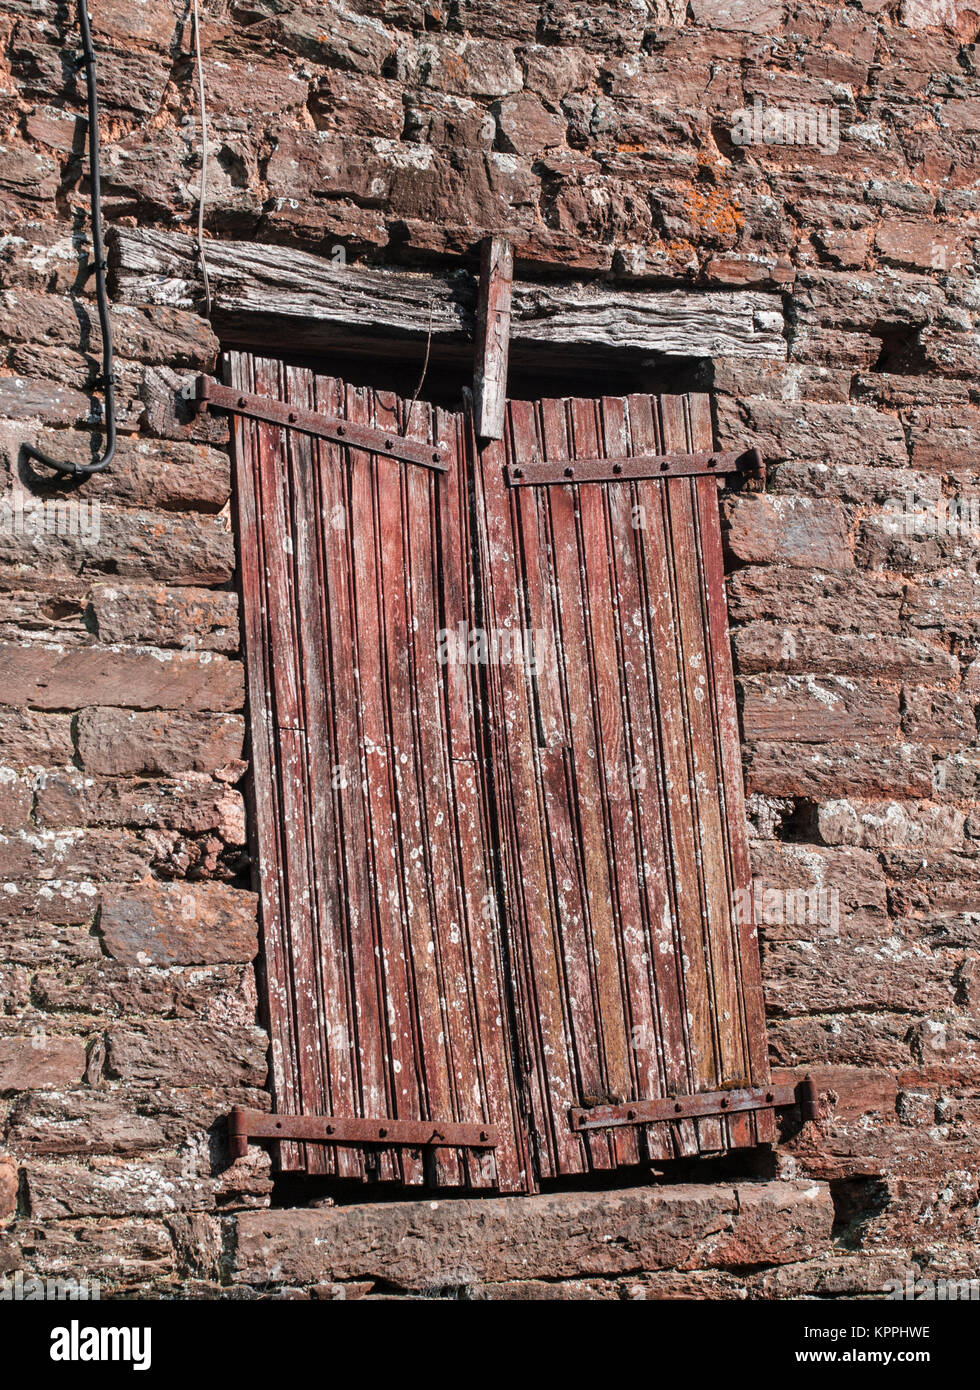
[615,143,647,153]
[664,236,698,266]
[440,54,470,86]
[682,182,744,242]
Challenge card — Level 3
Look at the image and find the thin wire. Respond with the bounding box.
[402,297,434,436]
[25,2,115,478]
[191,0,212,317]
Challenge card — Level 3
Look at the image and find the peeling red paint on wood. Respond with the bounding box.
[472,391,773,1175]
[230,351,528,1191]
[233,356,769,1190]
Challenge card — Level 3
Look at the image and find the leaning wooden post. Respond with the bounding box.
[473,235,513,441]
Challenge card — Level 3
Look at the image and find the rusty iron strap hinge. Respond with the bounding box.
[228,1106,498,1160]
[568,1076,819,1134]
[506,447,763,488]
[180,376,451,472]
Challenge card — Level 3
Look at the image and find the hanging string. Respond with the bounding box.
[402,296,434,436]
[191,0,212,317]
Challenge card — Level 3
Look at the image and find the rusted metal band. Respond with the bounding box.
[568,1077,818,1133]
[228,1106,498,1150]
[181,376,450,471]
[506,447,762,487]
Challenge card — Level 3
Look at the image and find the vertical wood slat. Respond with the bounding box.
[688,395,775,1147]
[470,416,585,1179]
[659,397,733,1154]
[252,354,329,1170]
[281,363,354,1178]
[230,352,526,1190]
[306,370,367,1179]
[230,351,302,1172]
[436,405,530,1191]
[599,396,675,1164]
[626,395,702,1158]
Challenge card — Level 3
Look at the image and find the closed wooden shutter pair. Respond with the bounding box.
[229,350,773,1194]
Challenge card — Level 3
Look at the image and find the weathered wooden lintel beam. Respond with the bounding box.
[109,227,787,363]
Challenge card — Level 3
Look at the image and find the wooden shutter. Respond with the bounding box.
[230,351,528,1191]
[471,392,774,1178]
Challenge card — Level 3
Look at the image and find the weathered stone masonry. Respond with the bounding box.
[0,0,979,1298]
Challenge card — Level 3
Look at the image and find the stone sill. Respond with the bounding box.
[232,1179,834,1295]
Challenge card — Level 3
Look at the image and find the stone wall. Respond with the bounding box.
[0,0,979,1298]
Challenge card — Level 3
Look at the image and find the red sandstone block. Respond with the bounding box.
[772,461,939,507]
[0,506,234,586]
[725,398,908,464]
[788,326,881,368]
[0,643,244,711]
[906,407,980,468]
[26,1158,217,1220]
[231,1181,833,1288]
[0,428,231,511]
[247,5,396,72]
[689,0,785,35]
[858,512,980,575]
[876,220,964,272]
[733,623,956,682]
[751,1252,917,1300]
[0,1035,87,1094]
[793,266,946,333]
[904,571,980,641]
[0,965,30,1013]
[76,708,244,775]
[749,840,889,917]
[33,770,245,841]
[14,1218,173,1283]
[763,936,957,1016]
[90,0,179,51]
[0,771,33,830]
[89,585,239,652]
[99,880,258,967]
[0,377,89,425]
[740,673,899,741]
[0,828,153,882]
[727,566,903,631]
[494,92,565,154]
[4,1084,271,1157]
[744,741,932,799]
[812,227,872,268]
[884,851,980,916]
[901,687,976,744]
[768,1013,914,1070]
[35,961,257,1024]
[0,709,73,766]
[105,1024,268,1088]
[817,799,965,851]
[724,494,853,569]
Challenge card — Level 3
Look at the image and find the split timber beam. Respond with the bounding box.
[473,235,513,440]
[109,227,787,364]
